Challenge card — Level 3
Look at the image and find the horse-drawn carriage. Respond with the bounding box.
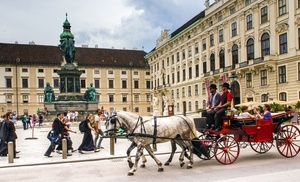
[194,110,300,165]
[106,110,300,175]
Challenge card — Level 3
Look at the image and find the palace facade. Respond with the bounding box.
[0,43,151,116]
[146,0,300,115]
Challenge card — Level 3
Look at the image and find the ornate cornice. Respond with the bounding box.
[295,17,300,27]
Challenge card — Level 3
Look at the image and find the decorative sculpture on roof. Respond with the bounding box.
[205,0,210,8]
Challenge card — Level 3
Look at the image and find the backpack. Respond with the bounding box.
[79,120,87,132]
[47,130,59,143]
[0,120,8,140]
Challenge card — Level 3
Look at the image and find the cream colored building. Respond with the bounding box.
[146,0,300,115]
[0,43,151,116]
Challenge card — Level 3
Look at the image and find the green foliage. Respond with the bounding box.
[295,101,300,109]
[198,108,206,113]
[269,102,284,112]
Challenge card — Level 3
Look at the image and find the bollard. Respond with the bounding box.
[62,139,67,159]
[8,142,14,163]
[110,136,115,155]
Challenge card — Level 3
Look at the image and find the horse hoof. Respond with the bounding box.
[187,166,193,169]
[127,172,134,176]
[180,163,185,167]
[158,168,164,172]
[164,162,170,166]
[140,164,146,168]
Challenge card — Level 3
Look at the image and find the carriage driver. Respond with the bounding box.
[212,82,232,132]
[205,84,221,129]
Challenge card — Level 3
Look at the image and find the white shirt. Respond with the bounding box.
[94,114,101,129]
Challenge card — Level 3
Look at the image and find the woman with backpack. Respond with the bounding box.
[78,113,100,154]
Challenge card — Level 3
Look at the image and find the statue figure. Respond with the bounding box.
[59,38,75,64]
[163,95,168,110]
[205,0,210,8]
[84,83,98,101]
[44,82,55,102]
[153,97,159,108]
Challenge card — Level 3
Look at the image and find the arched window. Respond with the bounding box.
[261,33,270,57]
[219,50,225,69]
[210,54,215,71]
[195,101,199,110]
[247,38,254,60]
[261,93,268,102]
[232,44,239,65]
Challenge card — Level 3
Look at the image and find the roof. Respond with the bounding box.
[0,43,148,68]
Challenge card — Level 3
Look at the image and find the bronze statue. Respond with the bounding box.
[84,83,98,101]
[44,82,55,102]
[59,39,75,64]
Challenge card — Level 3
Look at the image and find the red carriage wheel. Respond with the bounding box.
[214,135,240,165]
[276,125,300,158]
[198,135,215,160]
[250,141,273,154]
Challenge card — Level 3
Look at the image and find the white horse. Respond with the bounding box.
[106,111,197,176]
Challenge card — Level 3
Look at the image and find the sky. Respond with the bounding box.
[0,0,212,53]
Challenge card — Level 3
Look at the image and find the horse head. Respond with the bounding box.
[106,111,138,136]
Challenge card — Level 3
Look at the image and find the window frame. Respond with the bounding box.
[246,14,253,30]
[246,38,255,60]
[279,33,288,54]
[261,6,268,24]
[278,65,286,83]
[261,33,270,57]
[231,22,237,37]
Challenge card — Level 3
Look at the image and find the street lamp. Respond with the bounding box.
[228,73,238,106]
[129,62,133,112]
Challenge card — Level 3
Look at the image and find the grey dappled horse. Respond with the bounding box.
[106,111,197,176]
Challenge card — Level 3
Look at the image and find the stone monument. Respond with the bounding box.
[44,14,98,120]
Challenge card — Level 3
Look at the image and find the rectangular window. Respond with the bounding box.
[108,70,113,74]
[203,62,207,74]
[81,80,86,88]
[298,28,300,49]
[22,68,28,72]
[182,69,186,81]
[279,33,288,54]
[22,78,28,88]
[134,95,139,102]
[176,89,179,98]
[182,49,185,60]
[94,70,99,74]
[182,87,185,98]
[134,71,138,75]
[38,69,44,73]
[109,80,114,88]
[278,65,286,83]
[176,52,179,62]
[22,95,29,104]
[94,79,100,88]
[246,14,252,30]
[195,43,199,54]
[177,71,180,83]
[38,78,44,88]
[299,0,300,8]
[188,46,192,57]
[260,70,268,86]
[195,65,199,77]
[146,71,150,75]
[219,29,224,43]
[278,0,287,16]
[146,94,151,102]
[121,71,126,75]
[109,95,114,102]
[246,73,252,88]
[53,78,59,88]
[6,78,12,88]
[146,81,150,89]
[195,84,199,95]
[122,80,127,89]
[38,95,44,103]
[261,6,268,24]
[134,80,139,89]
[5,68,11,72]
[122,95,127,102]
[245,0,251,6]
[202,83,206,94]
[230,7,236,14]
[188,86,192,97]
[134,107,139,113]
[298,62,300,81]
[210,34,214,47]
[231,22,237,37]
[202,38,206,51]
[218,15,222,22]
[189,67,192,79]
[172,73,175,84]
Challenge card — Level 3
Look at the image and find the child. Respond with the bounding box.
[238,106,256,119]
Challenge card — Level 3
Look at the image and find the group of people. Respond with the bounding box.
[204,82,272,132]
[63,111,78,122]
[0,112,19,158]
[44,108,105,157]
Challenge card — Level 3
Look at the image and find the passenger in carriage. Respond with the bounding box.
[258,104,272,119]
[213,82,232,132]
[238,106,256,119]
[205,84,221,129]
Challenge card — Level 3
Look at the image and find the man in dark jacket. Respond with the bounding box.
[2,112,19,158]
[44,112,64,157]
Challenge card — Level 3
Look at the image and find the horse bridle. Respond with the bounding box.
[106,115,124,133]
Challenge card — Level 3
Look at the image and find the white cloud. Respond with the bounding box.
[0,0,206,52]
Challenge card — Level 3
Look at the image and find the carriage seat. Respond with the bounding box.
[193,118,207,131]
[231,118,256,128]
